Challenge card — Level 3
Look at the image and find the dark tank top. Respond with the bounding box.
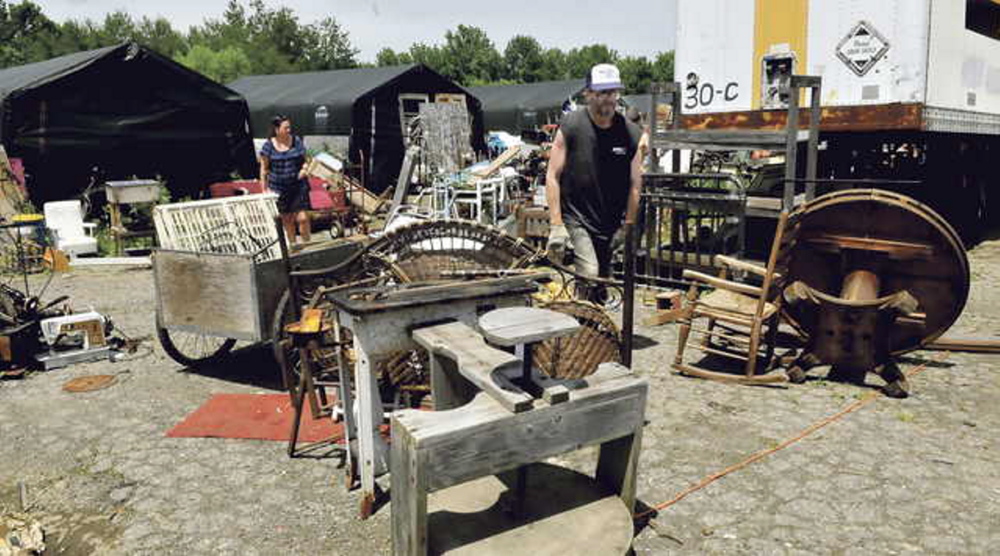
[558,108,641,237]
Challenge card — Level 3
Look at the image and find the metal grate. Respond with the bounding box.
[634,173,747,289]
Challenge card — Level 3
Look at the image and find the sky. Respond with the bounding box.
[37,0,678,61]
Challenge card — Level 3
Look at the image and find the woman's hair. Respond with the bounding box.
[269,114,291,138]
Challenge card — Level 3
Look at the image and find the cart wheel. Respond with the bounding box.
[157,322,236,367]
[272,289,300,391]
[328,220,344,239]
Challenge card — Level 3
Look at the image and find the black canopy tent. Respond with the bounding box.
[229,64,486,194]
[0,42,256,203]
[468,79,585,133]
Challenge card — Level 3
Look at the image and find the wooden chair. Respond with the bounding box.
[673,211,797,383]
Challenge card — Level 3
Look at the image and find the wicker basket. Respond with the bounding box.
[533,299,624,379]
[366,219,537,282]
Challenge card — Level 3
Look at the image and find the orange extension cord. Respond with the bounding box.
[633,353,950,521]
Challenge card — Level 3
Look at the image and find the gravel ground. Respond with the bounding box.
[1,238,998,555]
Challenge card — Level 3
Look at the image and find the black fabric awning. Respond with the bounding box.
[468,79,585,132]
[229,64,484,138]
[0,42,257,201]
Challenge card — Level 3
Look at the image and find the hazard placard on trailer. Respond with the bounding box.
[836,21,890,77]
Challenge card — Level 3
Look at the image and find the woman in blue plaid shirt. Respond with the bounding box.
[259,115,311,247]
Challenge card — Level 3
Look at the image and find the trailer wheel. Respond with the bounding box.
[156,316,236,367]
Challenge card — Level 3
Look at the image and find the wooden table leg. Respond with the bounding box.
[596,426,644,513]
[391,421,427,555]
[354,341,389,519]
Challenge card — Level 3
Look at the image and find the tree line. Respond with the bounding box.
[0,0,673,91]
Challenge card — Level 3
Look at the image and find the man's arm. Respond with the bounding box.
[624,142,644,224]
[545,130,567,226]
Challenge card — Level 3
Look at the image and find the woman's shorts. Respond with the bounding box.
[275,182,311,214]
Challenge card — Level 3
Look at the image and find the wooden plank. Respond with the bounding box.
[331,274,544,316]
[478,307,580,347]
[690,308,755,327]
[924,336,1000,354]
[471,146,521,178]
[596,428,643,512]
[412,321,534,413]
[154,250,258,340]
[715,255,768,276]
[802,234,935,259]
[498,366,571,405]
[681,269,763,297]
[390,146,421,217]
[391,419,428,555]
[393,375,647,492]
[643,308,684,326]
[536,382,569,405]
[673,362,788,384]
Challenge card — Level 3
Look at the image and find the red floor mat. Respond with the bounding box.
[166,393,340,443]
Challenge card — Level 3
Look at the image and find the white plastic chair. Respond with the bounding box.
[43,200,98,257]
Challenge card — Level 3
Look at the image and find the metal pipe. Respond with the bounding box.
[622,223,636,368]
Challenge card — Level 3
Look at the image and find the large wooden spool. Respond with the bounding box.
[782,189,969,356]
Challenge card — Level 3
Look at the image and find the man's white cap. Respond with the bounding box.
[587,63,624,91]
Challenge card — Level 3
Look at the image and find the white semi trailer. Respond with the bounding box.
[674,0,1000,240]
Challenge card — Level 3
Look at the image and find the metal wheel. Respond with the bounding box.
[327,220,344,239]
[156,312,236,367]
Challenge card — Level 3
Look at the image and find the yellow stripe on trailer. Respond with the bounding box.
[752,0,810,109]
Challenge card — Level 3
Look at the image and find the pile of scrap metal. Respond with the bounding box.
[381,112,552,233]
[0,282,131,374]
[0,513,45,555]
[274,219,625,410]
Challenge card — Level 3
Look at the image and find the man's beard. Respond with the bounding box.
[591,100,616,119]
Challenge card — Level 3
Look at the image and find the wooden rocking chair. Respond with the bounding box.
[673,211,797,384]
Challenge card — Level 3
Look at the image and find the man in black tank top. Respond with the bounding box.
[546,63,643,281]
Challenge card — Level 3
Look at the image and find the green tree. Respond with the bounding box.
[618,55,654,93]
[0,1,59,67]
[175,44,252,83]
[440,24,502,85]
[376,47,412,66]
[652,51,675,84]
[188,0,291,75]
[565,44,618,79]
[99,10,136,43]
[503,35,544,83]
[136,17,187,58]
[538,47,568,81]
[300,16,358,70]
[408,42,446,73]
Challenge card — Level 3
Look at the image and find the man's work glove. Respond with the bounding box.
[547,223,570,262]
